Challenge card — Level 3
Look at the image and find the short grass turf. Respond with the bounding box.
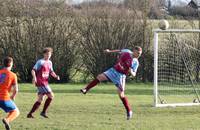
[0,83,200,130]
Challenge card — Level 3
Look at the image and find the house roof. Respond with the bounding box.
[191,0,200,7]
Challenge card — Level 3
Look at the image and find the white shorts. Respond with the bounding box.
[104,68,126,91]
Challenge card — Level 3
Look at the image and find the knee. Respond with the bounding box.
[49,96,54,100]
[39,98,44,102]
[97,74,106,81]
[119,92,125,99]
[48,93,54,99]
[13,109,20,117]
[37,99,43,103]
[16,109,20,116]
[96,74,102,81]
[37,96,44,103]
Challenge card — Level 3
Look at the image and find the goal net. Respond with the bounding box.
[153,29,200,107]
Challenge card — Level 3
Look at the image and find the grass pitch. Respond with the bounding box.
[0,83,200,130]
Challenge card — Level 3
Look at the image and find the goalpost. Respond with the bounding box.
[153,29,200,107]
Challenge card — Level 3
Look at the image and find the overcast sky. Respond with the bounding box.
[72,0,83,4]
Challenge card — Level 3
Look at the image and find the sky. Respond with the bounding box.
[72,0,83,4]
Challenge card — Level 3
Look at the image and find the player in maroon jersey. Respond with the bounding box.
[80,47,142,120]
[27,47,60,118]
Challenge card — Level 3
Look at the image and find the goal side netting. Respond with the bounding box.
[153,29,200,107]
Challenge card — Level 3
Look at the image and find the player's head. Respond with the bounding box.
[133,46,142,58]
[43,47,53,60]
[3,56,13,69]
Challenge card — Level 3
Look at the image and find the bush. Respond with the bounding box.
[0,0,78,82]
[0,0,154,83]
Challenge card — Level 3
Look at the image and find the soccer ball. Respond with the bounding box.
[159,20,169,30]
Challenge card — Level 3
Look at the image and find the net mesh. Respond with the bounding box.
[157,32,200,104]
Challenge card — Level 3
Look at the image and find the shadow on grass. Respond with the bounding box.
[20,89,153,95]
[20,88,196,96]
[138,104,154,107]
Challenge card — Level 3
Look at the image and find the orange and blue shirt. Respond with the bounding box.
[0,69,17,101]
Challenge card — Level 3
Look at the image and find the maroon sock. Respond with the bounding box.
[42,98,52,113]
[85,79,100,92]
[29,101,41,114]
[121,97,131,112]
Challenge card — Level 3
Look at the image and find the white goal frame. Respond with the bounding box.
[153,29,200,107]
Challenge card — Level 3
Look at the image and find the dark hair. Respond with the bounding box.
[43,47,53,54]
[3,56,13,67]
[134,46,142,52]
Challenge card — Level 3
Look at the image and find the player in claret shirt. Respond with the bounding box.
[80,46,142,120]
[27,47,60,118]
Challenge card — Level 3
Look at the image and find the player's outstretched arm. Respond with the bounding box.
[104,49,121,53]
[10,84,18,101]
[50,72,60,80]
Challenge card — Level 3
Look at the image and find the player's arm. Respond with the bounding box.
[10,84,18,101]
[10,75,18,101]
[31,69,37,85]
[129,59,139,78]
[104,49,121,53]
[104,49,132,54]
[32,60,41,85]
[49,61,60,80]
[50,71,60,80]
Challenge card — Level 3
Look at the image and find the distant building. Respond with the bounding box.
[188,0,200,10]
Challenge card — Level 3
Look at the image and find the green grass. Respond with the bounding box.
[0,83,200,130]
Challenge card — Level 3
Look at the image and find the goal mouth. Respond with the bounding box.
[153,29,200,107]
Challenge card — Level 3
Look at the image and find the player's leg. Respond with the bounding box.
[40,91,54,118]
[0,100,20,130]
[117,89,132,120]
[80,73,108,94]
[3,110,19,130]
[5,108,20,122]
[116,75,132,120]
[27,94,44,118]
